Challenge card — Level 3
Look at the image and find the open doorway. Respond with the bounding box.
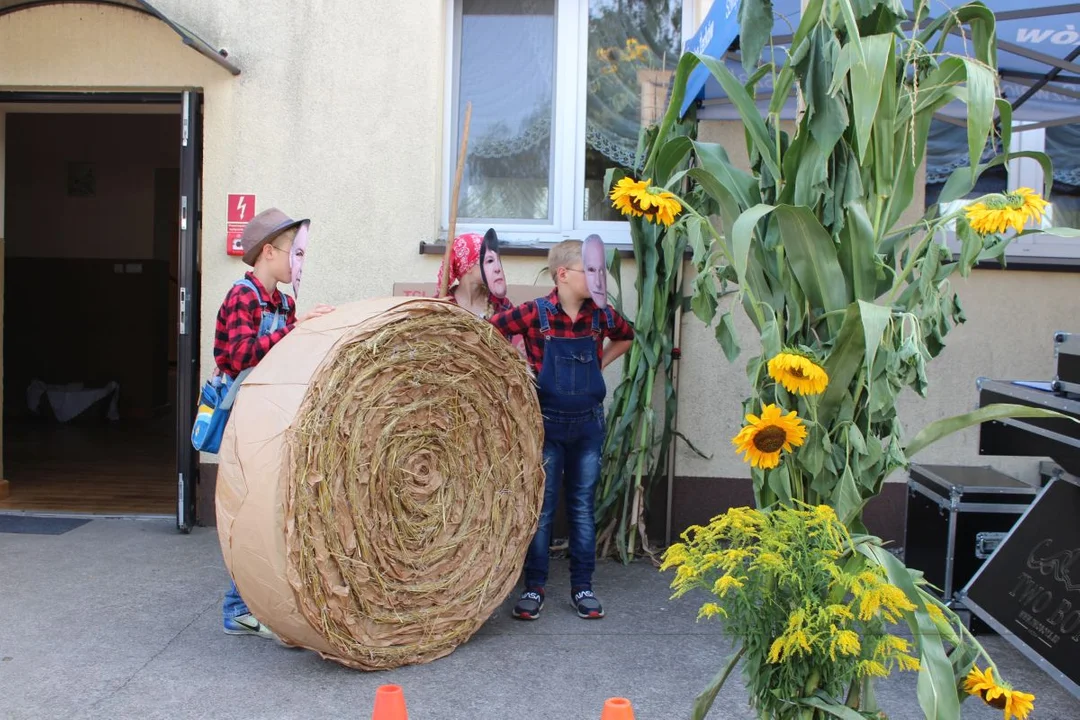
[1,106,182,515]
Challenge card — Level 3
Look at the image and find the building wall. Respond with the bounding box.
[1,2,1075,490]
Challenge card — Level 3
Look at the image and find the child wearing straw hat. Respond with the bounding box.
[490,237,632,620]
[212,207,333,639]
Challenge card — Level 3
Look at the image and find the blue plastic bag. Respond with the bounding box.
[191,369,251,453]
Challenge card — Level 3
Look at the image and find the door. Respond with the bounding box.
[176,90,202,532]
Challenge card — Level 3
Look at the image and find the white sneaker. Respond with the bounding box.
[224,613,279,640]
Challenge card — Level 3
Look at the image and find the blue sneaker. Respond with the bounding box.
[572,587,604,619]
[224,613,278,639]
[512,587,544,620]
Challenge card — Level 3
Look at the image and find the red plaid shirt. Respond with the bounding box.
[489,290,634,374]
[213,272,297,377]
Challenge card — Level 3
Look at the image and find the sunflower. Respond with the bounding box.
[732,404,808,469]
[767,352,829,395]
[964,666,1035,720]
[609,176,683,226]
[965,187,1049,236]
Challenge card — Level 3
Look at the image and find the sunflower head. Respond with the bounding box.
[964,188,1049,236]
[964,666,1035,720]
[609,176,683,226]
[767,351,829,395]
[732,404,808,469]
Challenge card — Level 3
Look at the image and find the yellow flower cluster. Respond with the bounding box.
[662,504,922,680]
[964,187,1049,236]
[610,177,683,227]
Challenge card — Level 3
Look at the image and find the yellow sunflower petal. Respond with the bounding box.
[730,403,807,469]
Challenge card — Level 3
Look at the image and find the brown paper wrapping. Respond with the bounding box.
[216,297,544,669]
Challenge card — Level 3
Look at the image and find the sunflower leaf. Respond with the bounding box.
[904,403,1080,459]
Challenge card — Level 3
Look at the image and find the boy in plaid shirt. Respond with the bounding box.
[490,239,632,620]
[213,207,332,639]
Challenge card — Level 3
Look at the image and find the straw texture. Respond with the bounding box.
[216,298,543,670]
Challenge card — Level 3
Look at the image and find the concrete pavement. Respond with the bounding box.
[1,517,1077,719]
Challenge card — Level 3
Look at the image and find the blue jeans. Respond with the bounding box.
[523,405,605,589]
[223,580,249,623]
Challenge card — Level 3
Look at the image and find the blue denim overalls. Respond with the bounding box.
[222,277,290,625]
[523,297,611,591]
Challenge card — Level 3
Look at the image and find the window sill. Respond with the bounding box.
[421,242,1080,271]
[419,240,641,258]
[960,255,1080,273]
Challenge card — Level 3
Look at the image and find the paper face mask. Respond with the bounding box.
[290,223,310,298]
[480,228,508,299]
[582,234,607,308]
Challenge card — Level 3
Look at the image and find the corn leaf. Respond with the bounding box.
[905,403,1080,459]
[716,311,740,362]
[847,34,893,159]
[837,202,878,302]
[800,694,869,720]
[693,53,781,182]
[773,205,849,336]
[655,136,694,186]
[962,59,996,186]
[732,204,777,296]
[819,303,865,425]
[691,646,745,720]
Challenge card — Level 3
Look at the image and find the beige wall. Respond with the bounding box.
[1,1,1075,484]
[5,113,179,259]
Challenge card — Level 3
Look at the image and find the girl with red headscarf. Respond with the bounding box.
[438,229,511,319]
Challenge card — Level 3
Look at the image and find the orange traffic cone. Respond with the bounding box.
[600,697,635,719]
[371,684,408,720]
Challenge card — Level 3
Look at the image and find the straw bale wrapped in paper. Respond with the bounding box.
[216,297,544,670]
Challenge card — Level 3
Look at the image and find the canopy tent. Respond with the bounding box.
[682,0,1080,130]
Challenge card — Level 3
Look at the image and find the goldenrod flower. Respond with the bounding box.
[857,659,890,678]
[713,574,745,596]
[965,187,1049,236]
[697,602,727,620]
[732,404,808,469]
[965,666,1035,720]
[659,542,688,571]
[609,176,683,226]
[829,629,861,660]
[767,352,829,395]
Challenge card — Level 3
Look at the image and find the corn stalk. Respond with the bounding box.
[595,118,714,564]
[633,0,1079,717]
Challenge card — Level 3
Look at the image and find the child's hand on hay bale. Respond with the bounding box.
[299,304,335,323]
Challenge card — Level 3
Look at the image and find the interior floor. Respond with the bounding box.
[0,417,174,515]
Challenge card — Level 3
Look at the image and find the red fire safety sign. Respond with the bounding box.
[227,193,256,255]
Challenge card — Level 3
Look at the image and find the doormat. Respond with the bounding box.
[0,515,92,535]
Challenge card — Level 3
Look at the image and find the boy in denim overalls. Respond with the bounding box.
[212,207,333,639]
[490,239,633,619]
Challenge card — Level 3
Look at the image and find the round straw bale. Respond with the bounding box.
[216,297,544,670]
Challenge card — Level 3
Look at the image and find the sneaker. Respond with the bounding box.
[572,587,605,619]
[224,613,279,640]
[512,587,545,620]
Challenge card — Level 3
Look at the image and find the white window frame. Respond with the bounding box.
[441,0,696,247]
[938,120,1080,261]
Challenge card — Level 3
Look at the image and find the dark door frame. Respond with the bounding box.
[0,89,202,531]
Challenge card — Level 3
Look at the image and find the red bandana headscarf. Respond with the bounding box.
[437,232,484,294]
